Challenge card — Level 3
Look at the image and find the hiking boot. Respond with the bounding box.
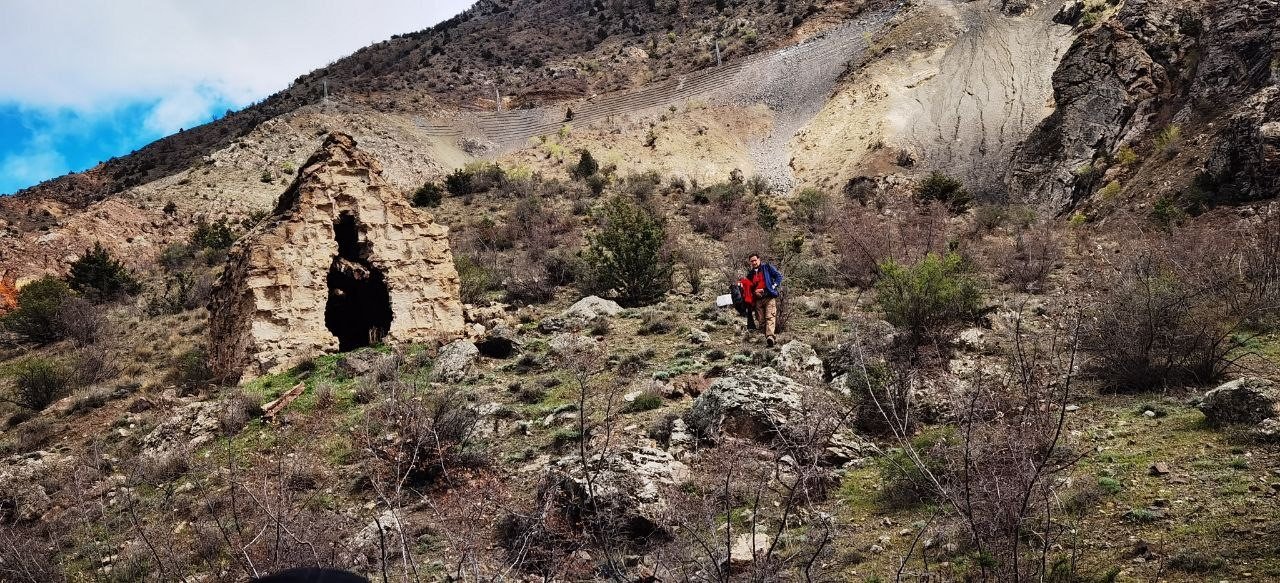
[766,336,776,348]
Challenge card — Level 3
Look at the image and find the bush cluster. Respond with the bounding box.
[875,252,984,342]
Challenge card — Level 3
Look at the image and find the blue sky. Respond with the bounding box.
[0,0,475,195]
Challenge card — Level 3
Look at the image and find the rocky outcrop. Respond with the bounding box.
[1204,87,1280,202]
[0,450,71,523]
[539,295,623,332]
[1009,0,1279,211]
[778,341,824,386]
[552,446,689,538]
[1198,377,1280,426]
[688,367,806,441]
[208,133,465,382]
[1008,21,1167,210]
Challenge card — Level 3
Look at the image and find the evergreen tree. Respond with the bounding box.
[67,243,140,301]
[584,197,673,307]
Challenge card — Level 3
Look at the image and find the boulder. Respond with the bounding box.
[0,450,71,522]
[541,296,623,331]
[141,400,224,457]
[688,367,805,441]
[433,340,479,382]
[476,323,521,359]
[553,446,689,538]
[1199,377,1280,426]
[778,341,824,385]
[1251,417,1280,443]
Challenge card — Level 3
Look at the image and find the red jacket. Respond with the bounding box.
[738,277,756,305]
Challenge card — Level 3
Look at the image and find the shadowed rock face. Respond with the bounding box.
[1008,0,1279,211]
[208,132,464,383]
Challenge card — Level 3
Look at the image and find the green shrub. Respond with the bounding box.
[756,200,779,231]
[454,253,495,304]
[411,182,444,207]
[1149,196,1186,228]
[915,172,972,211]
[875,252,983,341]
[625,391,664,413]
[571,149,599,180]
[1113,145,1138,166]
[445,168,475,196]
[583,197,674,307]
[190,217,235,251]
[1097,476,1123,495]
[792,188,829,225]
[1153,124,1182,156]
[67,243,139,301]
[7,357,72,410]
[1,276,72,343]
[877,427,954,508]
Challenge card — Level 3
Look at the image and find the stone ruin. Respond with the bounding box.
[209,132,465,382]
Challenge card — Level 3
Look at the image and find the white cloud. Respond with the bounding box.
[0,0,476,110]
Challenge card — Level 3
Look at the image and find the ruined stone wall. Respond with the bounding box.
[209,133,464,382]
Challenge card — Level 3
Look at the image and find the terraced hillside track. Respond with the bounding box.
[898,0,1075,194]
[417,5,901,187]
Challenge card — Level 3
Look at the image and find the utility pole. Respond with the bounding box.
[322,78,330,107]
[493,83,502,112]
[715,40,722,66]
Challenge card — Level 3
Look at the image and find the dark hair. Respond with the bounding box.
[748,253,760,260]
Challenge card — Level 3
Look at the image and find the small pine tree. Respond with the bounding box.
[756,200,779,231]
[0,276,71,343]
[412,182,444,207]
[572,150,600,180]
[67,243,140,302]
[444,168,474,196]
[915,172,972,212]
[584,197,674,307]
[190,217,235,251]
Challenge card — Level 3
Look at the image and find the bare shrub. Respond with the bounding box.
[218,391,263,435]
[56,297,106,346]
[833,199,951,287]
[1082,232,1269,391]
[870,321,1084,581]
[997,224,1062,292]
[72,343,117,386]
[361,386,486,493]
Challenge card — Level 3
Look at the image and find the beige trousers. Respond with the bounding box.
[754,296,777,338]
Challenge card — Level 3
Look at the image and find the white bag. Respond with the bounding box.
[715,294,734,307]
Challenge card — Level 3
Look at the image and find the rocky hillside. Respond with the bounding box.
[0,0,1278,581]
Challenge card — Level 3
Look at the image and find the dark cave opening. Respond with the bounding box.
[325,213,393,352]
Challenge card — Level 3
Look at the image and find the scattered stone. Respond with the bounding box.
[1252,418,1280,443]
[1149,462,1171,476]
[0,450,71,522]
[1198,377,1279,426]
[689,329,710,344]
[432,340,479,382]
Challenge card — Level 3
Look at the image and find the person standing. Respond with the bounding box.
[746,253,783,347]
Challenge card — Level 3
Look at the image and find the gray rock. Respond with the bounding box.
[689,329,711,345]
[553,446,689,537]
[1198,377,1280,426]
[778,340,824,385]
[1252,418,1280,443]
[688,367,805,441]
[141,400,224,457]
[1053,0,1084,24]
[433,340,479,383]
[542,296,623,331]
[0,450,71,522]
[476,323,521,359]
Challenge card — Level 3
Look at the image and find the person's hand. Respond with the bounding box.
[753,289,764,298]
